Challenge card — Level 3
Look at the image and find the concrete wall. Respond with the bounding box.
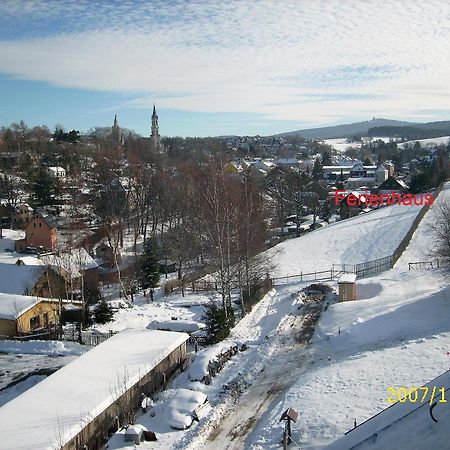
[62,341,187,450]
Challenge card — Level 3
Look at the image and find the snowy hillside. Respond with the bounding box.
[246,183,450,449]
[398,136,450,149]
[269,202,422,277]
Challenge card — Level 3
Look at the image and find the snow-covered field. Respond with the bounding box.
[269,202,422,277]
[324,136,449,153]
[324,139,362,153]
[398,135,450,149]
[324,137,399,153]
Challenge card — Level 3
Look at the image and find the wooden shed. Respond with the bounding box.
[338,273,357,301]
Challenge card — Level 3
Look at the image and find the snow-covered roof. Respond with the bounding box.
[0,329,189,450]
[41,248,99,278]
[0,293,43,320]
[338,273,357,284]
[347,177,375,182]
[0,261,46,295]
[34,208,58,229]
[147,319,205,333]
[325,370,450,450]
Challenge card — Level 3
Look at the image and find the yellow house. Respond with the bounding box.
[0,293,60,338]
[223,162,241,175]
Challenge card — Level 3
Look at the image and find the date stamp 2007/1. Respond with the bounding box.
[387,386,447,405]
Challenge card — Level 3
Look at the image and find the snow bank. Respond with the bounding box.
[0,339,88,356]
[189,343,238,382]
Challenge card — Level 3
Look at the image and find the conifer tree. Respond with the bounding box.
[203,300,234,344]
[139,238,160,301]
[93,299,115,324]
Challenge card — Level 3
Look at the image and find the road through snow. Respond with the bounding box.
[201,291,327,450]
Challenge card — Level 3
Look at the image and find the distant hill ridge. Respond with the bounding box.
[277,118,450,140]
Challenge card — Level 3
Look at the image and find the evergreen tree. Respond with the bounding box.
[139,238,160,301]
[30,166,56,206]
[202,300,235,344]
[93,299,115,324]
[321,150,332,166]
[312,157,323,180]
[84,281,103,305]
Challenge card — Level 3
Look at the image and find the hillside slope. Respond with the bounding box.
[277,118,415,139]
[248,183,450,449]
[269,202,423,277]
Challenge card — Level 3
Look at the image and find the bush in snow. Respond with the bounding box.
[93,299,115,324]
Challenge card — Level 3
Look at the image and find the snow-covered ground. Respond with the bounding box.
[244,183,450,449]
[93,289,213,334]
[324,139,362,153]
[269,202,422,277]
[324,137,399,153]
[102,187,446,450]
[0,340,88,406]
[2,183,448,449]
[398,136,450,149]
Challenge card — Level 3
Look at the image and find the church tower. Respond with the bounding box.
[150,104,160,150]
[111,114,123,146]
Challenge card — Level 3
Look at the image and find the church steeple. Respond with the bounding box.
[151,104,160,149]
[111,114,123,146]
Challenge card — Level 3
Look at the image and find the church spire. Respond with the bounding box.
[151,105,160,150]
[111,114,123,146]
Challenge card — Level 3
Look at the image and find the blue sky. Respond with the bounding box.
[1,0,450,137]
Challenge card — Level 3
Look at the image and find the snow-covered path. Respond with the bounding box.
[196,290,329,450]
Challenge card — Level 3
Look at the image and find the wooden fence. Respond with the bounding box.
[271,269,337,286]
[271,255,394,287]
[62,326,116,346]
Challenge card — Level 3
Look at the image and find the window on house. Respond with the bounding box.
[33,223,36,227]
[29,315,40,330]
[43,312,49,327]
[39,223,42,227]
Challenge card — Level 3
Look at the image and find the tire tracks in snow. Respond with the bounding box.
[200,294,326,450]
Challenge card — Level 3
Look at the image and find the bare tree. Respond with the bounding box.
[428,200,450,267]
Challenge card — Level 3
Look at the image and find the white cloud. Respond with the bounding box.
[1,0,450,125]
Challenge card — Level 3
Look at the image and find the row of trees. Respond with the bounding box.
[119,156,270,318]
